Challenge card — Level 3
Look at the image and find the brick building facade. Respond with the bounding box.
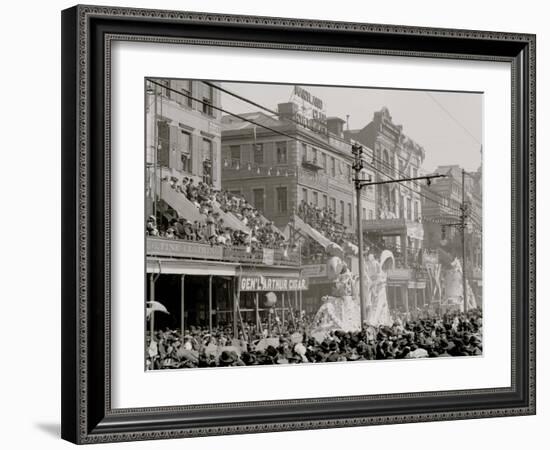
[220,97,375,232]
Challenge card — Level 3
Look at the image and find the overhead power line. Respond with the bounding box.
[425,92,482,146]
[205,80,464,210]
[146,79,467,216]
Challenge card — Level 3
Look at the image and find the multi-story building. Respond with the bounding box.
[345,107,426,259]
[422,164,483,303]
[220,86,376,232]
[220,86,378,315]
[345,107,428,313]
[146,79,222,213]
[145,79,303,338]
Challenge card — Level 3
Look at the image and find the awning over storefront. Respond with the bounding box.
[292,215,332,248]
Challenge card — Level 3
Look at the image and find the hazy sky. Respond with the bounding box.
[219,82,483,173]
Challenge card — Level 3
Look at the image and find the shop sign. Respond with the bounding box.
[147,237,223,259]
[240,276,309,292]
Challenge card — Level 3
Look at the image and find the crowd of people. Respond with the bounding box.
[146,308,483,369]
[297,200,358,247]
[146,176,287,250]
[297,200,359,264]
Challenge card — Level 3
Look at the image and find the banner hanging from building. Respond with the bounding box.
[239,275,309,292]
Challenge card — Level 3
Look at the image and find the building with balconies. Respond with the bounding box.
[422,164,483,303]
[220,107,375,232]
[146,79,223,217]
[145,80,306,337]
[345,107,428,313]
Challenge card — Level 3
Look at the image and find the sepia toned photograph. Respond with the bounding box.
[144,79,483,370]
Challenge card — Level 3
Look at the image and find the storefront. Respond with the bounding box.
[146,258,239,335]
[235,268,308,335]
[386,268,427,313]
[146,254,307,338]
[299,263,332,316]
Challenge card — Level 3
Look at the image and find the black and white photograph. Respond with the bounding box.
[144,80,483,370]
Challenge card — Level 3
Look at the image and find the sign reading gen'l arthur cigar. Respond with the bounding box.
[239,276,308,292]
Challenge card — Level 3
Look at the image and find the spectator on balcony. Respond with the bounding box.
[146,215,159,236]
[164,226,176,239]
[205,215,217,245]
[193,221,205,242]
[172,218,185,239]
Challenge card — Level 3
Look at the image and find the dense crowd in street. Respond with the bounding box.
[146,308,483,369]
[146,176,287,250]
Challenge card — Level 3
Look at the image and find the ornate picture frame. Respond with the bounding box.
[61,5,536,444]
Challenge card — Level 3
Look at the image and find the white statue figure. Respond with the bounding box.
[364,251,393,327]
[311,245,361,339]
[446,258,477,311]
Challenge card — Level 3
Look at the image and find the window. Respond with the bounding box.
[369,210,374,220]
[302,188,308,203]
[331,157,336,177]
[202,139,213,184]
[348,202,352,225]
[312,148,318,164]
[201,83,214,116]
[157,121,170,167]
[179,131,191,172]
[313,191,319,206]
[276,187,288,213]
[322,153,327,171]
[414,201,419,221]
[180,153,190,172]
[230,145,241,162]
[178,80,192,107]
[406,198,412,220]
[330,197,336,212]
[159,80,171,99]
[202,139,213,162]
[323,195,328,209]
[362,208,366,220]
[253,188,264,212]
[276,141,287,164]
[340,200,345,223]
[253,143,264,164]
[302,143,307,161]
[348,164,352,183]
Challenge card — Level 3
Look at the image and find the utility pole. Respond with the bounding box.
[460,168,468,314]
[439,168,470,313]
[352,143,367,327]
[352,142,444,327]
[152,81,158,220]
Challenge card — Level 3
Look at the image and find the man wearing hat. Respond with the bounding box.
[218,350,244,367]
[174,218,186,239]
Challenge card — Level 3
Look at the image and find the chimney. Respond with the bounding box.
[326,117,346,138]
[278,102,298,120]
